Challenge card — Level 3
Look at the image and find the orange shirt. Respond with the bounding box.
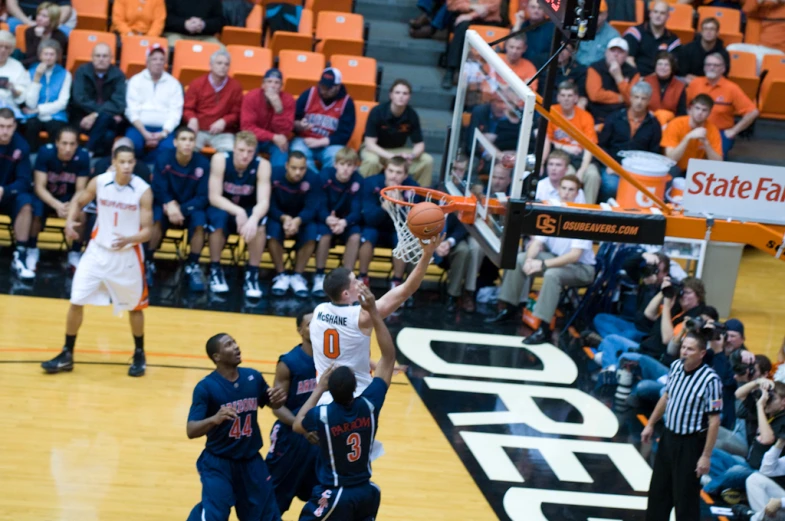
[628,111,645,138]
[501,54,539,92]
[547,105,598,148]
[743,0,785,53]
[661,115,723,171]
[112,0,167,37]
[686,76,757,131]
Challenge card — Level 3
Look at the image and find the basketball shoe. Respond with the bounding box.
[41,349,74,373]
[128,348,146,377]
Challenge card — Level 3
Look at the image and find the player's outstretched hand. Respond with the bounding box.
[420,232,445,259]
[357,283,377,311]
[213,405,238,425]
[267,386,287,409]
[317,364,336,392]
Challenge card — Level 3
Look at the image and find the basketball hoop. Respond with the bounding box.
[380,186,479,263]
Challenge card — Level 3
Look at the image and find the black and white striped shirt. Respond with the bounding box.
[664,360,723,435]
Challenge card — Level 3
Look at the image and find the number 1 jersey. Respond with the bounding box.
[92,171,150,250]
[310,302,373,400]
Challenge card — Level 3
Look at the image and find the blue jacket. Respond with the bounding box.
[23,63,69,123]
[522,20,556,69]
[317,167,363,227]
[360,173,418,228]
[269,166,320,224]
[0,132,33,199]
[152,149,210,217]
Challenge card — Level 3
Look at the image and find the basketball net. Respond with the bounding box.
[381,189,447,264]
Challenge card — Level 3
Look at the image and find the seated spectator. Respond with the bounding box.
[496,35,538,91]
[435,213,475,313]
[542,44,588,107]
[291,68,355,174]
[5,0,71,34]
[360,79,433,187]
[313,147,363,298]
[21,38,69,151]
[494,175,596,344]
[534,149,588,203]
[21,2,67,67]
[111,0,166,37]
[0,107,35,279]
[0,30,29,116]
[147,127,210,291]
[30,126,87,272]
[183,49,242,154]
[470,161,511,197]
[543,80,601,203]
[409,0,448,40]
[441,0,502,89]
[92,136,151,182]
[644,51,687,124]
[465,93,507,157]
[206,131,270,299]
[241,68,294,170]
[678,17,730,84]
[575,0,620,68]
[267,151,320,299]
[742,0,785,54]
[686,53,759,157]
[595,276,706,371]
[622,0,680,76]
[598,81,662,201]
[358,157,418,288]
[70,43,127,158]
[163,0,223,46]
[124,44,183,158]
[587,38,640,124]
[662,93,723,175]
[449,152,468,190]
[512,0,555,69]
[736,438,785,521]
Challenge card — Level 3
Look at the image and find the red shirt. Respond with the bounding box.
[240,88,296,142]
[182,74,243,133]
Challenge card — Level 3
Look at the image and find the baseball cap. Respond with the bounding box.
[607,37,629,52]
[725,318,745,337]
[264,68,283,81]
[319,67,342,88]
[147,43,166,58]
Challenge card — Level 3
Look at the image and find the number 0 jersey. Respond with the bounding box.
[91,171,150,250]
[310,302,373,400]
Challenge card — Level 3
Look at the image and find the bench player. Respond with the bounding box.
[265,309,319,514]
[310,235,441,403]
[186,333,287,521]
[40,145,153,376]
[293,284,397,520]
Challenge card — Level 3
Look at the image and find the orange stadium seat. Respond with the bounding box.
[509,0,520,23]
[227,45,272,91]
[72,0,109,31]
[610,0,644,35]
[172,40,222,87]
[0,23,7,31]
[221,4,263,46]
[262,0,301,6]
[728,51,760,101]
[267,8,313,57]
[348,100,377,151]
[759,55,785,119]
[120,35,168,77]
[744,17,761,44]
[467,25,510,45]
[330,55,377,101]
[665,4,695,44]
[698,6,742,44]
[315,12,364,60]
[278,50,325,96]
[306,0,353,19]
[65,30,115,72]
[15,24,25,53]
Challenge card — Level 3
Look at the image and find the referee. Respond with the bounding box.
[642,331,722,521]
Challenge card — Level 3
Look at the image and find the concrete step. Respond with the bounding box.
[379,62,455,112]
[418,107,452,151]
[752,118,785,142]
[730,138,785,167]
[356,0,420,23]
[366,20,447,67]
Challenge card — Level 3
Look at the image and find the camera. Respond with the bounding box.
[730,348,755,378]
[662,282,683,299]
[640,262,658,279]
[685,317,727,341]
[751,388,771,406]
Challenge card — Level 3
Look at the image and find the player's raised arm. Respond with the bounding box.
[293,365,335,435]
[359,284,396,386]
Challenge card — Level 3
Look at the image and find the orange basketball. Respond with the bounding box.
[407,202,445,240]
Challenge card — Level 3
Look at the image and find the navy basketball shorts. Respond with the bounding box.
[360,224,398,249]
[316,223,362,244]
[266,219,318,249]
[187,450,281,521]
[153,205,206,237]
[299,482,381,521]
[206,207,267,237]
[265,422,320,514]
[0,192,35,222]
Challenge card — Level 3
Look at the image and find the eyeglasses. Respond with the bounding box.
[705,63,724,68]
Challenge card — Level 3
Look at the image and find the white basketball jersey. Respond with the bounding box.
[91,171,150,250]
[311,302,373,395]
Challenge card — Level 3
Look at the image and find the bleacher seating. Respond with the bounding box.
[330,54,378,101]
[349,100,377,150]
[65,30,115,72]
[698,6,743,45]
[314,11,365,60]
[71,0,109,31]
[278,50,325,96]
[120,35,168,77]
[665,3,695,44]
[227,45,273,91]
[221,3,263,47]
[171,40,222,87]
[728,51,760,101]
[759,55,785,119]
[267,8,313,57]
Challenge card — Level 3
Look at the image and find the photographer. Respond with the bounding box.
[735,438,785,521]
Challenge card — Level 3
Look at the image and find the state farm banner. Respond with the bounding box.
[684,159,785,225]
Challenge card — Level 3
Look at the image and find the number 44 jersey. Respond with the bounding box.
[310,302,373,404]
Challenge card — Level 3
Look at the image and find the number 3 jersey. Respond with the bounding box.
[310,302,373,402]
[188,367,272,460]
[92,171,150,250]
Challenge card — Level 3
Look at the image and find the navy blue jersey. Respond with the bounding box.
[267,166,320,224]
[0,133,33,197]
[152,149,209,216]
[188,367,272,460]
[221,152,263,209]
[33,144,90,202]
[360,173,418,228]
[280,344,317,414]
[302,378,388,488]
[317,167,363,227]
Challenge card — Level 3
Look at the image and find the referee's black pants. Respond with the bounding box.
[646,429,706,521]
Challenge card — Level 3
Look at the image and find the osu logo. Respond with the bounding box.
[535,214,557,234]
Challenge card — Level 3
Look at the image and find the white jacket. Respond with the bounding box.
[0,58,31,115]
[125,69,184,132]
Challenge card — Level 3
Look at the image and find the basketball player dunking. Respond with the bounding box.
[41,145,153,377]
[310,235,442,404]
